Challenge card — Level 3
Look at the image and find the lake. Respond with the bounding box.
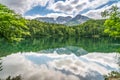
[0,37,120,80]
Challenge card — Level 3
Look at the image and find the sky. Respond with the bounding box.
[0,0,120,19]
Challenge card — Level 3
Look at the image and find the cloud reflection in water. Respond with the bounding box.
[0,52,119,80]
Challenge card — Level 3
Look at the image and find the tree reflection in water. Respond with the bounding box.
[104,55,120,80]
[0,59,22,80]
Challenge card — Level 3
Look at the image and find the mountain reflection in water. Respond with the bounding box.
[0,47,119,80]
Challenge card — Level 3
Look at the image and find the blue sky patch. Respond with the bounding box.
[55,0,66,2]
[24,5,55,16]
[95,1,117,10]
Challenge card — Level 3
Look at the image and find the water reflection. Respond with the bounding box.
[0,37,120,57]
[40,46,88,56]
[0,52,119,80]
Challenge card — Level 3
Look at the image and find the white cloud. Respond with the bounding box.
[0,0,119,19]
[87,0,110,9]
[83,10,103,19]
[0,52,119,80]
[83,2,120,19]
[45,13,73,18]
[47,0,90,15]
[24,13,73,19]
[47,0,112,17]
[82,6,108,19]
[48,1,73,14]
[0,0,51,14]
[24,15,43,19]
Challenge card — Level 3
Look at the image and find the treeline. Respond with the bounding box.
[27,20,75,37]
[73,19,106,37]
[0,4,119,42]
[27,19,106,38]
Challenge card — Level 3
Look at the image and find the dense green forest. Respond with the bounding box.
[0,3,120,42]
[73,19,106,37]
[27,19,106,38]
[0,4,104,41]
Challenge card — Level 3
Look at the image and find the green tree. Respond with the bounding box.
[104,71,120,80]
[0,4,30,42]
[75,19,105,37]
[101,5,120,38]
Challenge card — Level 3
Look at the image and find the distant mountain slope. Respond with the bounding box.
[56,16,72,24]
[65,14,90,26]
[36,17,56,23]
[35,14,90,26]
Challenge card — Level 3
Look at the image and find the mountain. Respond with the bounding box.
[35,14,90,26]
[36,17,56,23]
[65,14,90,26]
[56,16,72,24]
[35,16,72,24]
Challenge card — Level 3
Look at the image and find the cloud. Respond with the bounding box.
[0,0,50,14]
[48,1,73,14]
[87,0,110,9]
[47,0,112,16]
[24,13,73,19]
[47,0,89,15]
[54,2,73,13]
[0,0,119,19]
[24,15,43,19]
[45,13,73,18]
[83,10,104,19]
[70,0,79,4]
[75,3,87,11]
[83,2,120,19]
[0,52,119,80]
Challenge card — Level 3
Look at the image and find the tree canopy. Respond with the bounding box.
[0,4,30,42]
[101,5,120,38]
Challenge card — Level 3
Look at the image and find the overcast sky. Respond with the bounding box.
[0,0,119,19]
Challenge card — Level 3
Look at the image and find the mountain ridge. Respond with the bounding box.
[35,14,90,26]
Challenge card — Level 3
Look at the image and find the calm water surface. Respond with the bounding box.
[0,37,120,80]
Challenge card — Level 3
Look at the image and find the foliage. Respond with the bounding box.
[6,75,22,80]
[104,71,120,80]
[27,20,75,37]
[73,19,105,37]
[0,75,22,80]
[101,5,120,38]
[0,37,120,57]
[26,19,106,38]
[0,4,30,42]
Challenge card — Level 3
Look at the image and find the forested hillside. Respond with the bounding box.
[0,4,30,42]
[0,4,119,42]
[24,19,107,38]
